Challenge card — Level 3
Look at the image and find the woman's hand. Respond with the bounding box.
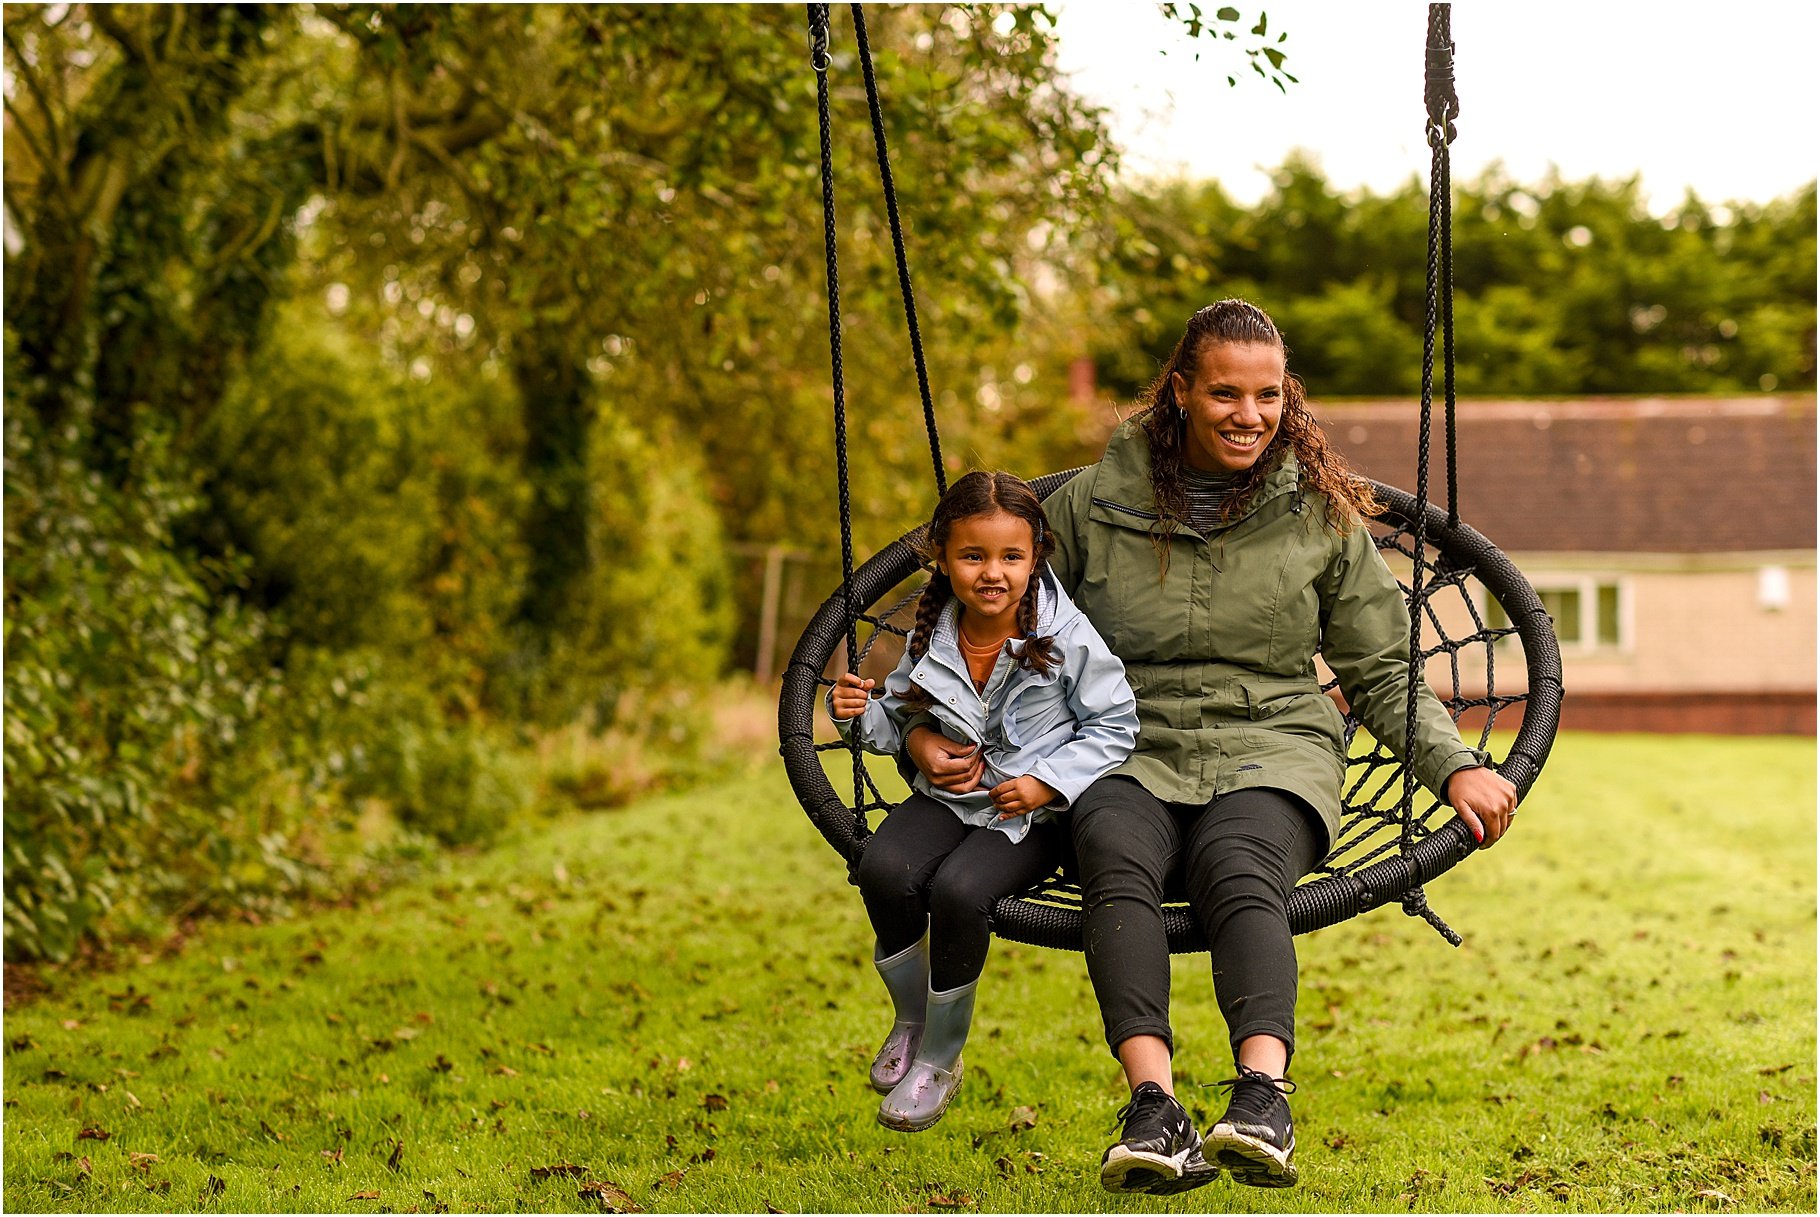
[991,775,1059,820]
[905,725,984,793]
[1446,765,1519,847]
[829,672,874,721]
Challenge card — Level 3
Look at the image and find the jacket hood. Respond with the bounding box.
[1097,417,1302,529]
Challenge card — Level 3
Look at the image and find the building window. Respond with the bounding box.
[1487,578,1627,653]
[1537,587,1583,646]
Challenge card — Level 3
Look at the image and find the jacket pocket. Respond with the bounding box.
[1005,684,1069,746]
[1244,677,1321,721]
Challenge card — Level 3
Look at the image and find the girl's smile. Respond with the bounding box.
[938,509,1035,642]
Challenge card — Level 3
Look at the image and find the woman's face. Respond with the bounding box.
[1171,341,1286,473]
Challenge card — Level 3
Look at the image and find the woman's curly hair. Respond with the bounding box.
[1135,299,1381,563]
[899,471,1058,712]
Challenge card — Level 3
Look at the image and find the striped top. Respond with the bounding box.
[1181,464,1244,535]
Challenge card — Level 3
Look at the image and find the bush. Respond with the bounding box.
[2,406,296,960]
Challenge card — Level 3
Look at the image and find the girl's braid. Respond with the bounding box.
[906,572,951,663]
[898,571,951,713]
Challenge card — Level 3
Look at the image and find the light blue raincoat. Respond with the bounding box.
[830,567,1139,843]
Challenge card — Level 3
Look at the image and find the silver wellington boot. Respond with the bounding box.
[877,978,977,1132]
[870,936,929,1094]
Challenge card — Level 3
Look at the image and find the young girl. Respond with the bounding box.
[827,470,1139,1132]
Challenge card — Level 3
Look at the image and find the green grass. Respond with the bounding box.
[3,733,1814,1212]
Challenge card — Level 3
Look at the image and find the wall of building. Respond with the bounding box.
[1370,549,1816,734]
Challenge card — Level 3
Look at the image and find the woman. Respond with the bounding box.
[905,300,1517,1194]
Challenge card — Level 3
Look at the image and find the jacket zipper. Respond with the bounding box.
[1091,496,1159,522]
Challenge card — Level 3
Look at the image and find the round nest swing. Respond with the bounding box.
[778,473,1563,950]
[778,3,1563,951]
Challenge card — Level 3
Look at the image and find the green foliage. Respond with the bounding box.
[1081,161,1817,400]
[2,400,287,960]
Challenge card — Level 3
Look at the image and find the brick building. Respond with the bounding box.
[1316,396,1817,734]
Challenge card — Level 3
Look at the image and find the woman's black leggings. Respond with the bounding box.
[857,792,1063,992]
[1067,777,1326,1064]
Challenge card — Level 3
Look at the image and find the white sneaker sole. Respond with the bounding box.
[1208,1125,1297,1188]
[1099,1140,1215,1195]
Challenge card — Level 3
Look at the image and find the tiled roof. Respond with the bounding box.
[1313,397,1817,554]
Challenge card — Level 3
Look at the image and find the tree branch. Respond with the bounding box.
[2,26,68,179]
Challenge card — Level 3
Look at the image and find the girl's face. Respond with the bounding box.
[937,509,1036,634]
[1172,341,1287,473]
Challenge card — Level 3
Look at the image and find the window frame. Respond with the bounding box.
[1485,574,1631,656]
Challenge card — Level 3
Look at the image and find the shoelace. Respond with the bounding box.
[1112,1084,1177,1130]
[1209,1066,1297,1124]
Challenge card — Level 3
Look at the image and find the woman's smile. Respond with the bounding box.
[1173,342,1287,474]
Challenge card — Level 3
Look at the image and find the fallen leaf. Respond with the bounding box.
[76,1127,111,1142]
[201,1175,226,1199]
[386,1139,405,1171]
[430,1054,453,1073]
[62,1020,81,1031]
[530,1163,589,1180]
[1695,1189,1735,1205]
[260,1119,287,1142]
[577,1180,643,1212]
[1007,1105,1037,1130]
[927,1191,974,1208]
[654,1168,687,1190]
[702,1093,728,1112]
[349,1189,381,1201]
[764,1204,786,1215]
[124,1091,142,1108]
[493,1065,520,1077]
[128,1152,159,1172]
[321,1146,346,1165]
[77,1156,92,1176]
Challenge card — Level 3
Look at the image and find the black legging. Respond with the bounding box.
[1067,777,1326,1064]
[857,792,1064,992]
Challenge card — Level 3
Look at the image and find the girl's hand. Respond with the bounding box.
[906,726,984,793]
[991,775,1059,820]
[829,673,875,721]
[1446,765,1519,848]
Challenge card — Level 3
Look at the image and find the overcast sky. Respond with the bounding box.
[1050,0,1819,211]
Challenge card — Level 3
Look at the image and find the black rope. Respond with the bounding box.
[1402,2,1461,945]
[807,3,867,858]
[1428,6,1461,529]
[851,4,946,498]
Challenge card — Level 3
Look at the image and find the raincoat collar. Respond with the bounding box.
[1093,418,1302,533]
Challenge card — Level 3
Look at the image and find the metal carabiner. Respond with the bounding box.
[807,4,832,74]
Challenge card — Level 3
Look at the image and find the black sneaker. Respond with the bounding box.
[1205,1066,1297,1188]
[1098,1081,1219,1195]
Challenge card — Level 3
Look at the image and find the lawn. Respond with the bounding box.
[2,732,1814,1212]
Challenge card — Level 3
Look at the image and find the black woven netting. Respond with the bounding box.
[779,469,1563,951]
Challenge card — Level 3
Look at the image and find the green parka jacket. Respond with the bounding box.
[1045,419,1487,849]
